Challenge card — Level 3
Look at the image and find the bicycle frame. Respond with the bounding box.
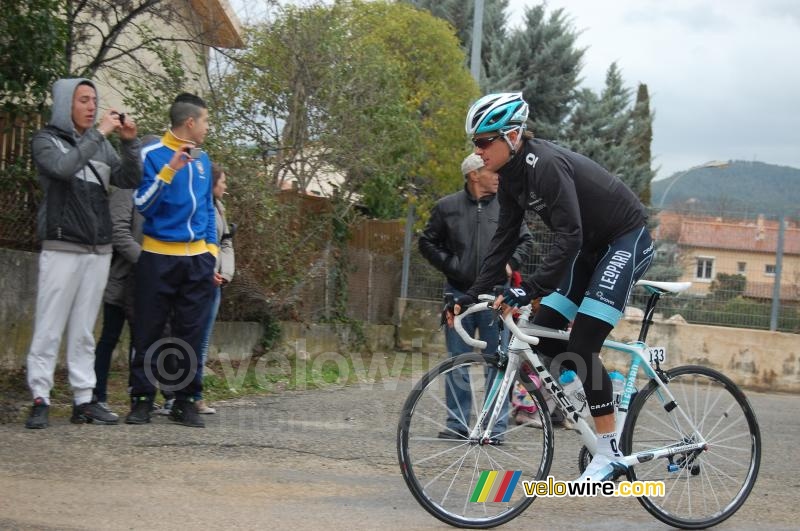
[454,301,708,469]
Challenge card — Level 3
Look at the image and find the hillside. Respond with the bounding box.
[651,161,800,218]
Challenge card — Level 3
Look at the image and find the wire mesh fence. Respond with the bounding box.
[406,208,800,333]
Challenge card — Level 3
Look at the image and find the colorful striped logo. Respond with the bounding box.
[470,471,522,503]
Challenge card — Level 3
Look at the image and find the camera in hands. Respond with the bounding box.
[183,146,202,159]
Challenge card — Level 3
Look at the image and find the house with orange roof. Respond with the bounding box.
[659,212,800,300]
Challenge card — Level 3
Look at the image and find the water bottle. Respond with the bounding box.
[610,371,626,410]
[527,371,557,414]
[558,370,589,419]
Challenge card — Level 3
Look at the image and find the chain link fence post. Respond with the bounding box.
[400,201,415,299]
[770,215,786,331]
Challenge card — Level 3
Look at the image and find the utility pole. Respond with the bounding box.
[770,215,786,331]
[470,0,485,83]
[400,201,415,299]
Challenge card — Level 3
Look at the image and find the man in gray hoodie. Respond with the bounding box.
[25,78,142,429]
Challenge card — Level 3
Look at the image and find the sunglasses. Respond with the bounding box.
[472,134,503,149]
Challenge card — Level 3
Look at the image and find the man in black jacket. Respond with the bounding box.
[419,153,532,442]
[25,78,141,429]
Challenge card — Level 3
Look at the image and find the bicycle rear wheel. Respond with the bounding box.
[397,352,553,528]
[622,365,761,529]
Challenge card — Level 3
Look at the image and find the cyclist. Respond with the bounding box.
[452,92,653,481]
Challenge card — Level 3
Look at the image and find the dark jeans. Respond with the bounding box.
[130,252,215,400]
[194,285,221,400]
[94,302,127,403]
[444,285,509,435]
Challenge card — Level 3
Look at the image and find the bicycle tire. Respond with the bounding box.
[621,365,761,529]
[398,352,554,528]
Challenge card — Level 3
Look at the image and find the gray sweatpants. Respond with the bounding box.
[27,250,112,404]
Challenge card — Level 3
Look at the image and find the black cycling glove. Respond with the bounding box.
[455,293,477,309]
[503,283,535,307]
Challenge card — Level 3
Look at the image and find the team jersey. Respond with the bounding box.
[467,138,647,299]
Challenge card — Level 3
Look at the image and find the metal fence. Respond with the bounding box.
[0,113,41,251]
[404,207,800,333]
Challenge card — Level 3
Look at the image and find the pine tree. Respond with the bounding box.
[406,1,655,199]
[403,0,509,82]
[406,1,584,139]
[497,4,585,139]
[630,83,654,204]
[563,63,652,199]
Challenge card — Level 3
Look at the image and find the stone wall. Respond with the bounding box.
[0,249,38,369]
[0,248,265,369]
[3,245,796,392]
[274,322,396,360]
[394,297,800,393]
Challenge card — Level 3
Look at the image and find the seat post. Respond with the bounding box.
[638,292,661,343]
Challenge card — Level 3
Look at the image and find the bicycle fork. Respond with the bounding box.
[470,347,522,443]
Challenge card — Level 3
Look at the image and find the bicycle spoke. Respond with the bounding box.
[677,457,692,515]
[462,447,482,517]
[656,387,687,434]
[421,445,475,491]
[641,408,686,439]
[704,406,746,443]
[704,449,750,470]
[662,457,689,508]
[414,439,471,466]
[699,378,712,434]
[413,412,467,440]
[702,457,736,502]
[708,441,752,453]
[700,454,722,514]
[469,367,482,428]
[445,371,471,431]
[440,445,474,507]
[634,454,665,480]
[485,442,538,470]
[678,380,699,434]
[634,419,682,442]
[694,382,726,434]
[482,446,506,473]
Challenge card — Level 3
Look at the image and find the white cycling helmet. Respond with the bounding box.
[465,92,529,137]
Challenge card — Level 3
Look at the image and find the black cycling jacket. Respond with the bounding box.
[467,138,647,299]
[419,185,532,293]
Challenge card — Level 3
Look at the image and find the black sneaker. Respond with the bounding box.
[25,398,49,429]
[125,396,153,425]
[169,399,205,428]
[71,402,119,424]
[437,428,468,440]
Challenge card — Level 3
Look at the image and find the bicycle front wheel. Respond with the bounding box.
[397,352,554,528]
[622,365,761,529]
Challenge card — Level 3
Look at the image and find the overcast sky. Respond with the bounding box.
[230,0,800,180]
[508,0,800,179]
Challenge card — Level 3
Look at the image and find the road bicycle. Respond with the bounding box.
[397,280,761,528]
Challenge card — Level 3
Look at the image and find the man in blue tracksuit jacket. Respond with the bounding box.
[126,93,217,428]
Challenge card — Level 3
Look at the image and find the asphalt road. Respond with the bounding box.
[0,374,797,530]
